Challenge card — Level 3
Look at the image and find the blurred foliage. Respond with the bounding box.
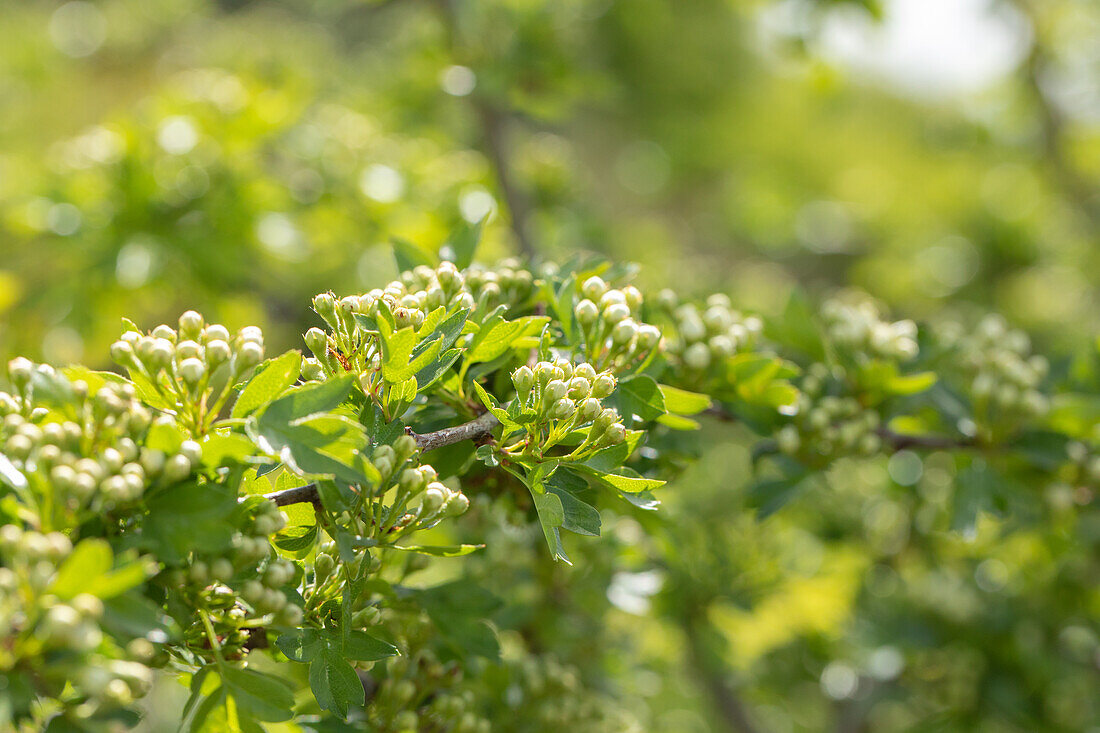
[1,0,1098,731]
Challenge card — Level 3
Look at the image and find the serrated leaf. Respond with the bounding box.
[465,315,550,364]
[232,351,303,418]
[309,648,363,719]
[276,628,324,663]
[342,630,399,661]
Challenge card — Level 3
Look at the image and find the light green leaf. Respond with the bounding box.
[232,351,303,418]
[465,315,550,364]
[388,544,485,557]
[657,384,711,415]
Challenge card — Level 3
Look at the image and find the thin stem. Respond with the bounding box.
[259,411,501,506]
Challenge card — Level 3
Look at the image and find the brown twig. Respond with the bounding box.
[260,412,501,507]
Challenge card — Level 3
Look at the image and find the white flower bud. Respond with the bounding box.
[603,303,631,324]
[7,357,33,388]
[178,357,205,384]
[110,340,135,365]
[421,485,446,516]
[622,285,643,310]
[577,397,601,422]
[636,325,661,351]
[611,319,638,345]
[203,324,231,343]
[178,310,204,338]
[600,289,626,308]
[443,492,470,517]
[574,299,599,326]
[152,325,177,342]
[237,341,264,368]
[205,339,231,365]
[581,276,607,300]
[683,342,711,370]
[544,380,568,402]
[176,340,203,361]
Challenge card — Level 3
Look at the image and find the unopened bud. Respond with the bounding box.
[574,299,599,326]
[443,492,470,517]
[512,365,535,400]
[603,303,631,324]
[581,276,607,300]
[591,373,616,399]
[312,293,337,322]
[178,358,205,384]
[567,377,591,400]
[550,398,575,420]
[205,339,231,365]
[237,341,264,369]
[178,310,204,338]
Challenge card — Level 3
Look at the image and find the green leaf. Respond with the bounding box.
[381,327,442,383]
[388,543,485,557]
[309,648,364,718]
[141,482,237,563]
[261,375,354,422]
[657,384,711,415]
[342,630,399,661]
[392,237,436,272]
[465,315,550,364]
[223,667,295,722]
[49,539,112,599]
[572,465,665,494]
[276,628,324,663]
[532,490,570,564]
[441,216,484,269]
[199,433,257,468]
[746,473,809,519]
[274,523,318,557]
[610,375,666,422]
[232,351,303,418]
[544,474,601,537]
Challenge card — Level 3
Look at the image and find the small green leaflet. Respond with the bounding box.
[232,351,303,418]
[465,315,549,364]
[277,627,398,718]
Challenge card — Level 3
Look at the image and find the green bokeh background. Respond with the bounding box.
[2,0,1098,731]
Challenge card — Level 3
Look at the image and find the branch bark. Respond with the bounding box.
[260,412,501,507]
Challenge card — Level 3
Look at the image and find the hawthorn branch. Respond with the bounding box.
[260,412,501,507]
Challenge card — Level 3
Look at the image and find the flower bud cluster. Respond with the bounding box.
[573,276,661,372]
[0,372,199,519]
[776,366,882,461]
[165,502,300,660]
[662,293,763,372]
[110,312,265,433]
[821,298,918,362]
[509,359,626,456]
[307,260,539,381]
[951,314,1049,422]
[0,527,155,721]
[368,436,470,529]
[111,312,264,386]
